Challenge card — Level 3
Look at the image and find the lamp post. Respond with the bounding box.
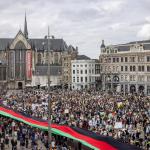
[22,89,24,110]
[111,72,113,92]
[47,27,55,149]
[102,73,106,91]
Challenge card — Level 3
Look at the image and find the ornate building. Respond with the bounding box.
[0,15,76,89]
[61,45,78,89]
[99,40,150,95]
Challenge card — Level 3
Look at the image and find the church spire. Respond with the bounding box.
[24,12,28,39]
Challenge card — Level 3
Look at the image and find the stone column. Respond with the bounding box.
[145,84,147,95]
[128,84,130,93]
[136,84,138,93]
[103,74,105,91]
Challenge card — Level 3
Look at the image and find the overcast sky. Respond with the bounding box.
[0,0,150,58]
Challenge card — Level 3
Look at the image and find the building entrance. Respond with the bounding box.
[130,85,136,93]
[138,85,144,94]
[18,82,23,89]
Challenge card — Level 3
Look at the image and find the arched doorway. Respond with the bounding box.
[130,85,136,93]
[37,84,40,89]
[64,84,68,89]
[18,82,23,89]
[139,85,144,93]
[113,76,119,92]
[113,75,119,82]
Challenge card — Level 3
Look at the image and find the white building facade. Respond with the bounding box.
[71,58,96,90]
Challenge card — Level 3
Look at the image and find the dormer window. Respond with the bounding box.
[103,49,106,53]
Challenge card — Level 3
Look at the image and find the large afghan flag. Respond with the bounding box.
[0,105,142,150]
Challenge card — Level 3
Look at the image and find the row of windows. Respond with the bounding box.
[103,65,150,72]
[73,64,94,67]
[95,70,101,74]
[120,65,150,72]
[104,56,150,63]
[73,76,88,82]
[73,69,94,74]
[120,75,150,82]
[72,85,88,89]
[112,57,128,63]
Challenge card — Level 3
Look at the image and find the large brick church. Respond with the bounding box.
[0,15,78,90]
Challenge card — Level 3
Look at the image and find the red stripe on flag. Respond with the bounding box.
[0,106,117,150]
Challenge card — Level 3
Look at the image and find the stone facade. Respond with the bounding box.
[99,40,150,95]
[0,16,77,90]
[62,46,78,89]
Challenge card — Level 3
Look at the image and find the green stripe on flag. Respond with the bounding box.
[0,111,98,150]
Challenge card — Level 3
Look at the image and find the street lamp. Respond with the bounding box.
[47,26,52,149]
[47,26,55,149]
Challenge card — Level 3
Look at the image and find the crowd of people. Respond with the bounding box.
[0,88,150,149]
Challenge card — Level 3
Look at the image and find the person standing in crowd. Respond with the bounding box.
[1,89,150,149]
[11,138,17,150]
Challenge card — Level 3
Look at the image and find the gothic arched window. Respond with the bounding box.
[15,41,26,50]
[37,53,42,64]
[54,53,59,64]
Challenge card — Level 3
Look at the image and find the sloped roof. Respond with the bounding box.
[128,40,150,44]
[76,55,91,60]
[112,40,150,52]
[0,38,68,51]
[0,38,12,50]
[35,65,62,76]
[29,38,68,51]
[117,45,130,52]
[143,43,150,50]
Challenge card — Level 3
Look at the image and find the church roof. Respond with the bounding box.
[0,38,12,50]
[0,38,68,51]
[0,14,69,51]
[29,38,68,51]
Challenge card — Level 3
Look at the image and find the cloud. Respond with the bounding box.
[101,0,125,12]
[0,0,149,58]
[137,24,150,39]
